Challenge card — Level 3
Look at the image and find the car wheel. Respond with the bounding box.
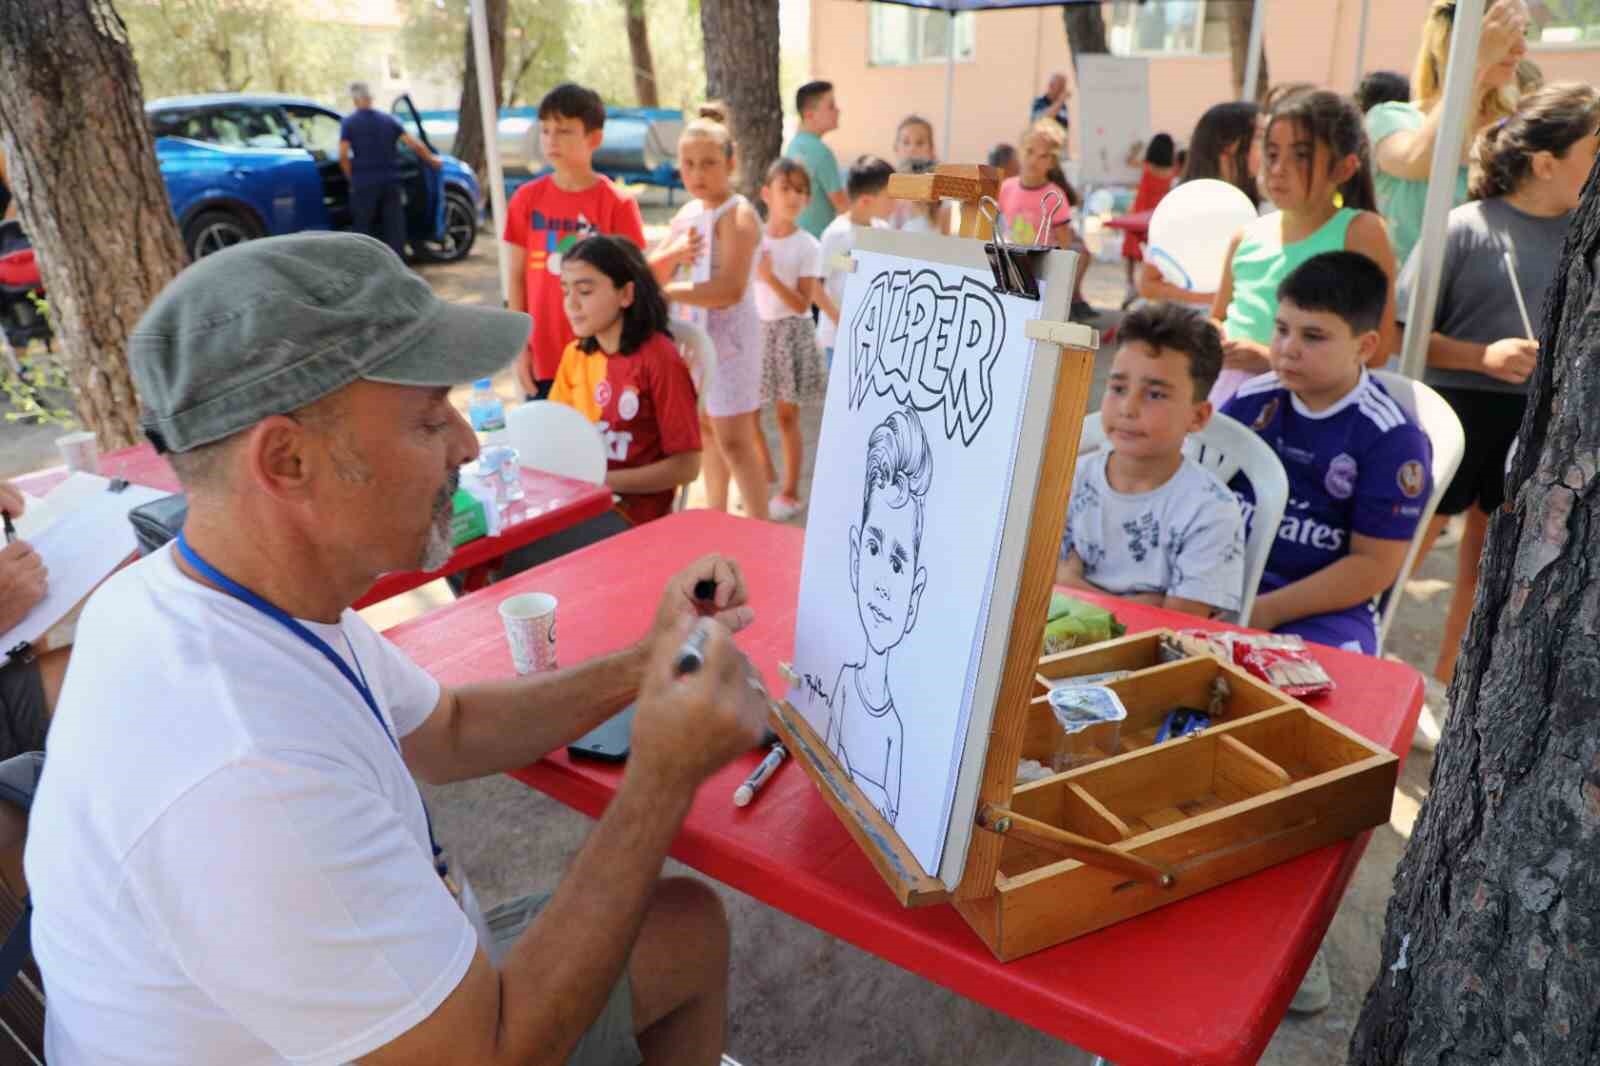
[183,209,263,260]
[416,190,478,263]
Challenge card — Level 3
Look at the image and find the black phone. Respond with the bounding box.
[568,703,636,762]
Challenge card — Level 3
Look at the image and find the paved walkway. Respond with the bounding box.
[1,230,1454,1063]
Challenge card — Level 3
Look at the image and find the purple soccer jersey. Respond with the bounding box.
[1223,371,1433,653]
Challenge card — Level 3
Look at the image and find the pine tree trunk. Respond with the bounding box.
[701,0,781,204]
[0,0,188,450]
[453,0,508,197]
[624,0,660,108]
[1349,164,1600,1064]
[1062,5,1108,71]
[1226,2,1269,102]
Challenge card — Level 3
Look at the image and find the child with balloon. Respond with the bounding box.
[1206,90,1397,407]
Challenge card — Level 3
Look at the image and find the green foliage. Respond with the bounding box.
[399,0,706,110]
[122,0,368,101]
[2,301,76,428]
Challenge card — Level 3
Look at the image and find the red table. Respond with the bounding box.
[386,510,1424,1065]
[13,443,614,609]
[1104,208,1154,240]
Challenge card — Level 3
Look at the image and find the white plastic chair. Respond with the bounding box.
[1078,411,1288,627]
[668,320,718,511]
[1369,370,1466,656]
[503,400,608,484]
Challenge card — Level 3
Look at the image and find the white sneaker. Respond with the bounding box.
[1412,676,1449,753]
[768,494,804,521]
[1289,946,1332,1015]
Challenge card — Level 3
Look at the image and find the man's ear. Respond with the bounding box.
[1189,398,1214,435]
[904,566,928,635]
[242,416,315,501]
[849,525,861,595]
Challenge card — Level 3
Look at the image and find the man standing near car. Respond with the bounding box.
[340,81,442,257]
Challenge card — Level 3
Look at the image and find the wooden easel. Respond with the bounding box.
[773,165,1399,961]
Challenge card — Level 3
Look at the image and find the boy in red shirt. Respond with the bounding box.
[505,83,648,399]
[551,237,702,526]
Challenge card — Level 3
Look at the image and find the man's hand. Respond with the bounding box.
[0,541,47,633]
[630,617,770,794]
[1483,337,1537,384]
[0,480,23,518]
[649,555,753,649]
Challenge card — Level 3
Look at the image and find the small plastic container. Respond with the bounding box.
[1047,685,1128,772]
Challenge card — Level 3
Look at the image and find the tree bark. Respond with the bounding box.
[701,0,781,203]
[453,0,508,196]
[1062,5,1108,72]
[1226,2,1269,102]
[0,0,188,450]
[1350,163,1600,1064]
[623,0,660,108]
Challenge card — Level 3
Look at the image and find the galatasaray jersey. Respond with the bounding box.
[549,332,702,526]
[1222,370,1432,652]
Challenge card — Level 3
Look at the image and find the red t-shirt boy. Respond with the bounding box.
[504,83,645,397]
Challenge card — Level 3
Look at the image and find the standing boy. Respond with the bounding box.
[815,155,896,367]
[1223,251,1432,654]
[784,81,847,238]
[1058,302,1246,618]
[505,83,646,399]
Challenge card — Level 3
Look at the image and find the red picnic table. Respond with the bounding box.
[14,443,614,609]
[1104,208,1154,241]
[386,510,1425,1065]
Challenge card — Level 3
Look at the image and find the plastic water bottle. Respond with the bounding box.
[468,379,507,443]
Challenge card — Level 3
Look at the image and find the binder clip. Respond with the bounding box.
[979,196,1043,300]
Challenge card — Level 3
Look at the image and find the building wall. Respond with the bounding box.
[810,0,1600,172]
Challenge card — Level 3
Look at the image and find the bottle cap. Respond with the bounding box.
[474,378,493,389]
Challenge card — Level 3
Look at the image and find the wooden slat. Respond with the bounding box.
[1037,630,1167,682]
[1064,782,1133,842]
[1215,734,1294,798]
[768,700,949,908]
[955,344,1097,901]
[975,805,1173,886]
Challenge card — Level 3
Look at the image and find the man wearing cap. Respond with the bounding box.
[340,81,442,257]
[24,232,769,1065]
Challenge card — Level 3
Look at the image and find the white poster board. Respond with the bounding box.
[1075,55,1152,187]
[785,243,1053,878]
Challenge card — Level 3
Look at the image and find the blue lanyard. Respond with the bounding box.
[175,531,449,880]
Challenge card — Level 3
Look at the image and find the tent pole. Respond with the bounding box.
[1398,0,1484,379]
[943,10,957,161]
[1241,0,1267,103]
[1353,0,1371,88]
[470,0,512,307]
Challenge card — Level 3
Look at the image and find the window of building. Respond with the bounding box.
[868,4,975,66]
[1108,0,1230,57]
[1528,0,1600,46]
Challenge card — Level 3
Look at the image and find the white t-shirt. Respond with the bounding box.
[754,227,822,322]
[1061,451,1247,613]
[816,214,887,348]
[25,546,479,1066]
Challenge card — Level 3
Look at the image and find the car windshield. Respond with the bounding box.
[284,106,343,162]
[208,106,296,149]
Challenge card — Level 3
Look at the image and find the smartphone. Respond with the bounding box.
[568,703,636,763]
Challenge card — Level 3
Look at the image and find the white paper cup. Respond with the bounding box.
[499,592,558,674]
[56,431,99,474]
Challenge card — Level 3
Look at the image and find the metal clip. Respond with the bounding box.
[1034,190,1065,248]
[979,196,1042,300]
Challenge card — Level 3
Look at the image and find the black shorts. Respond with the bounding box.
[1436,386,1527,516]
[0,657,49,761]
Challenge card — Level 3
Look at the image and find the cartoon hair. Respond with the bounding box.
[860,408,933,554]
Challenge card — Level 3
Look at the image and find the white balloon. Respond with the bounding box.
[503,400,609,485]
[1145,179,1258,294]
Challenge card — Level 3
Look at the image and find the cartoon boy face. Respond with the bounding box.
[850,480,928,655]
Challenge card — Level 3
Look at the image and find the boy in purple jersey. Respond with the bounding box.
[1222,251,1432,654]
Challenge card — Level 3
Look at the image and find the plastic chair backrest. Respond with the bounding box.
[1077,411,1288,627]
[1369,371,1466,655]
[502,400,608,485]
[668,321,718,512]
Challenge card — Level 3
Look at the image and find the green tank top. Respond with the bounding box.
[1222,208,1359,344]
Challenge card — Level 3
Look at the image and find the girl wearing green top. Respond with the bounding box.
[1366,0,1527,269]
[1208,90,1398,406]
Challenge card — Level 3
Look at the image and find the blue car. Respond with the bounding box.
[146,93,480,262]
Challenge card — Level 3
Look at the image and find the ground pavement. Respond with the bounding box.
[0,224,1452,1064]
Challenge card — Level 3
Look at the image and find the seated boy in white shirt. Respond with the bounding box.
[1058,302,1247,618]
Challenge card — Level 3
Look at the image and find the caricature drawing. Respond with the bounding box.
[824,406,932,823]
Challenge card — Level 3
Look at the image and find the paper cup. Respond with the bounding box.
[499,592,558,674]
[56,431,99,474]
